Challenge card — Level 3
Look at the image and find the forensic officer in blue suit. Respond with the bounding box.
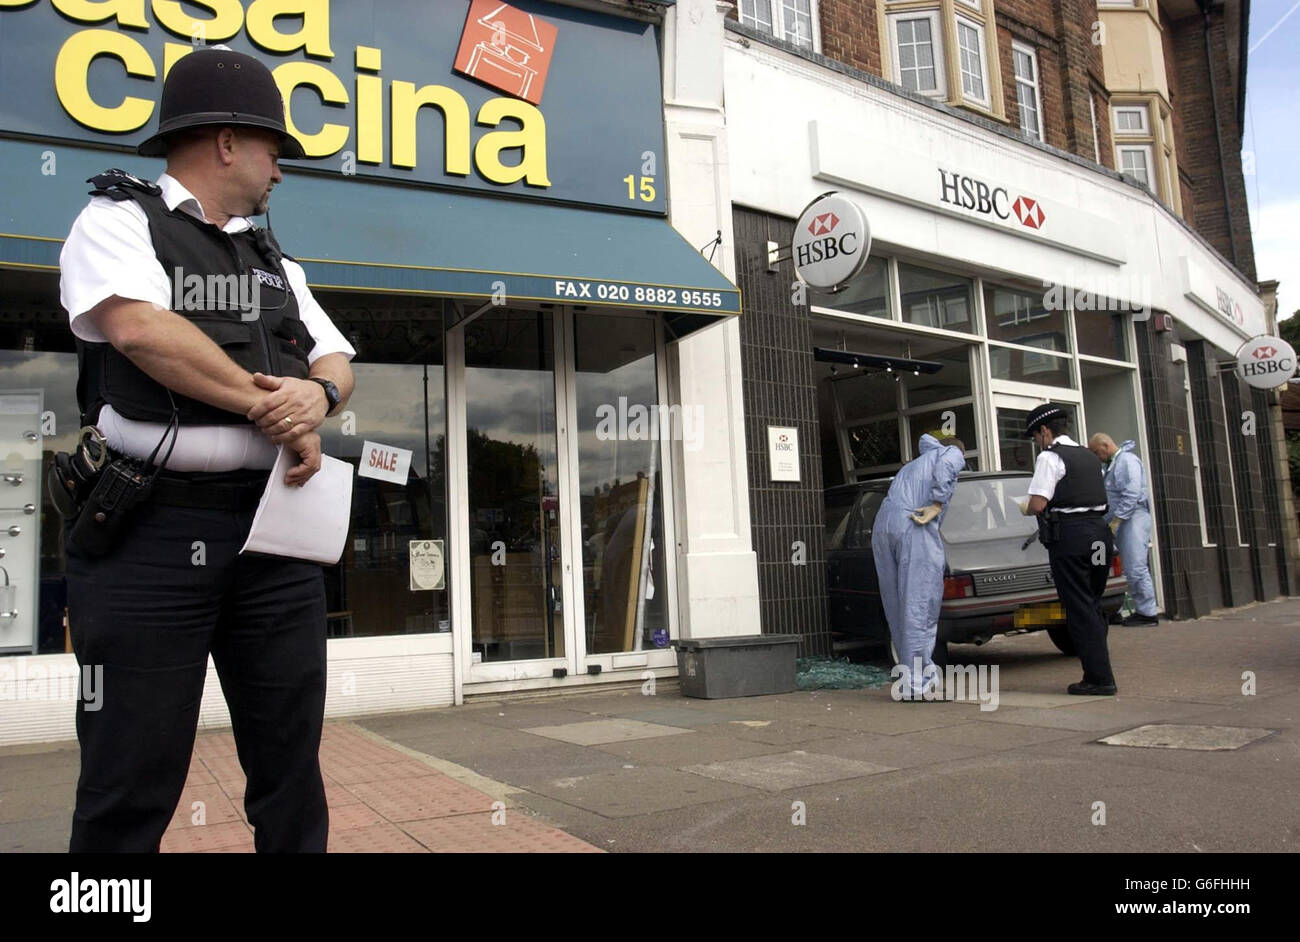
[872,434,967,701]
[1089,433,1159,625]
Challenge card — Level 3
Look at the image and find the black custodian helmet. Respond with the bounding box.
[1023,403,1069,438]
[137,47,306,158]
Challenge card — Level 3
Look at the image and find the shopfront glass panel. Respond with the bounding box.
[464,309,563,662]
[1075,308,1128,361]
[996,404,1076,473]
[810,256,890,319]
[907,404,977,467]
[902,343,972,407]
[989,344,1074,388]
[573,314,668,655]
[983,284,1069,351]
[316,294,448,640]
[846,417,902,472]
[898,263,975,334]
[0,271,80,654]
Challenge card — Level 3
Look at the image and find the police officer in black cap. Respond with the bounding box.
[58,47,355,851]
[1019,403,1117,695]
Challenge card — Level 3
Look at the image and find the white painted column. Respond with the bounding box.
[661,0,761,638]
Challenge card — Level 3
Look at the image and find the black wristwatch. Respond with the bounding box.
[309,377,342,414]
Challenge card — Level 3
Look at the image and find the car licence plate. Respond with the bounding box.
[1013,602,1066,629]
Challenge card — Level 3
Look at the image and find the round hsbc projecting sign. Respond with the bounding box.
[792,193,871,291]
[1236,335,1297,390]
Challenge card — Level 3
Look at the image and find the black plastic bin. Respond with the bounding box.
[670,634,801,699]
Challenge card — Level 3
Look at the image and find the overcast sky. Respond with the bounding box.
[1244,0,1300,322]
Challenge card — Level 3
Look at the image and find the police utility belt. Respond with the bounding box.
[48,422,264,557]
[1036,507,1105,547]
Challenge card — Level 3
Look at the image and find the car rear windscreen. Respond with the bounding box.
[940,477,1049,570]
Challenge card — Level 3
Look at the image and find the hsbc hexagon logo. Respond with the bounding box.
[1237,335,1298,390]
[792,194,872,291]
[808,213,840,236]
[939,169,1048,232]
[1013,196,1046,230]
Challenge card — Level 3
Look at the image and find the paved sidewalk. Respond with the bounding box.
[2,596,1296,852]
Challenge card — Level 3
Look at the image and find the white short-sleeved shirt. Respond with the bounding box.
[1027,435,1107,512]
[59,173,355,471]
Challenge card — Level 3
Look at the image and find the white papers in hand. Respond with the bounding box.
[239,445,354,565]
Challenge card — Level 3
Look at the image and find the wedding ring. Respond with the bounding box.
[283,415,294,429]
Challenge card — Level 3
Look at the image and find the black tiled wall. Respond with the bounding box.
[1136,320,1292,617]
[732,207,833,657]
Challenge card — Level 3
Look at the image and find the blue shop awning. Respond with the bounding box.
[280,177,741,336]
[0,140,739,338]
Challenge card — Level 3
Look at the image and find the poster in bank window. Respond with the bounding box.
[0,0,667,213]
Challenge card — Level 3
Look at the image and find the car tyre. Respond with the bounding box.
[1046,625,1075,655]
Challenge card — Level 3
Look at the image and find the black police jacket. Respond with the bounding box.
[75,169,315,425]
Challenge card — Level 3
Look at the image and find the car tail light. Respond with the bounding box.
[1111,554,1123,578]
[943,574,975,600]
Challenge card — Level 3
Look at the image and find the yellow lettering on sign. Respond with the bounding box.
[245,0,334,59]
[274,61,349,156]
[162,41,193,79]
[355,46,382,165]
[475,98,550,187]
[151,0,244,43]
[55,29,156,132]
[49,0,147,28]
[390,81,470,176]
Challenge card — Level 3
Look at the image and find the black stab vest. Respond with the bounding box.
[75,170,314,426]
[1045,441,1108,512]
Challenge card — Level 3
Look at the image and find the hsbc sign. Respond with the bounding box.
[793,193,871,291]
[1236,336,1298,390]
[938,169,1046,231]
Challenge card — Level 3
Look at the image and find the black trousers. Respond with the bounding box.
[65,498,328,853]
[1048,516,1116,687]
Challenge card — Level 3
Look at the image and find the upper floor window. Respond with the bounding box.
[956,18,989,105]
[1117,144,1153,189]
[1112,105,1150,135]
[740,0,818,52]
[1012,42,1043,141]
[882,2,1001,116]
[888,11,945,96]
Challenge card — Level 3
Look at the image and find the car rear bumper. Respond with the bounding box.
[938,578,1127,643]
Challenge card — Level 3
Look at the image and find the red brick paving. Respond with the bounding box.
[162,722,600,854]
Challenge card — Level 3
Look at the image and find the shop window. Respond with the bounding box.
[315,295,448,640]
[1074,308,1128,361]
[888,12,945,96]
[740,0,818,51]
[846,416,903,474]
[1218,376,1250,548]
[989,344,1073,388]
[983,283,1068,350]
[1182,370,1215,546]
[809,256,890,320]
[1012,42,1043,141]
[898,263,975,333]
[0,270,84,655]
[907,403,977,464]
[902,344,973,407]
[573,313,668,656]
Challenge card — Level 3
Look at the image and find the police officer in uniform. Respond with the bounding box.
[1019,404,1117,695]
[58,47,355,851]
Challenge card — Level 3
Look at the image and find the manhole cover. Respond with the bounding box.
[1097,724,1274,751]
